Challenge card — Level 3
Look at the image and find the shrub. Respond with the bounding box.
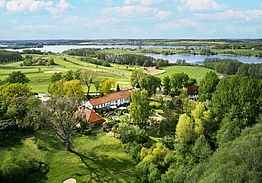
[150,102,161,109]
[84,129,92,135]
[36,139,47,150]
[1,162,24,183]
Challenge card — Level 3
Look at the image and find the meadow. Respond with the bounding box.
[0,130,140,183]
[157,65,216,83]
[0,53,215,93]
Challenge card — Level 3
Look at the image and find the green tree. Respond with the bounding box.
[130,89,150,128]
[192,135,212,162]
[63,80,84,97]
[0,83,31,111]
[63,70,75,81]
[50,72,63,83]
[81,70,97,98]
[48,80,84,97]
[130,70,146,87]
[176,113,195,144]
[139,75,161,97]
[26,96,82,151]
[101,78,115,95]
[170,72,189,90]
[5,71,30,84]
[212,76,262,141]
[198,71,219,101]
[162,76,171,95]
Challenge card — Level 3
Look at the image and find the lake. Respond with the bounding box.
[5,45,262,64]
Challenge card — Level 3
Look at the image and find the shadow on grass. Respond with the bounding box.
[70,150,137,183]
[35,131,64,151]
[0,130,33,150]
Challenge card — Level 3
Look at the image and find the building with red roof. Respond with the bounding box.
[76,106,104,127]
[84,88,134,110]
[186,86,199,100]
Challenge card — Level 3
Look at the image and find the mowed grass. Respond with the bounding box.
[0,54,216,93]
[0,131,140,183]
[0,54,137,93]
[157,65,216,83]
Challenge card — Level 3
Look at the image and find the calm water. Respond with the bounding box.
[5,45,262,64]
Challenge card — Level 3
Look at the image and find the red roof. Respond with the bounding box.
[186,86,199,95]
[75,107,103,123]
[83,108,103,123]
[89,88,134,106]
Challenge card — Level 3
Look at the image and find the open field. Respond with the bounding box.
[0,54,137,93]
[157,65,216,83]
[0,131,140,183]
[0,54,216,93]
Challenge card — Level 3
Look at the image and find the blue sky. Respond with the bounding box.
[0,0,262,40]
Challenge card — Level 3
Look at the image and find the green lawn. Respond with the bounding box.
[0,54,137,93]
[0,131,140,183]
[157,65,216,83]
[0,54,216,93]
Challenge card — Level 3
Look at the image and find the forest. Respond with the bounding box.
[0,46,262,182]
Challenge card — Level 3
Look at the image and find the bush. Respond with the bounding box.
[84,129,92,135]
[150,102,161,109]
[0,156,49,183]
[36,139,47,150]
[1,162,24,183]
[123,142,142,163]
[162,135,175,149]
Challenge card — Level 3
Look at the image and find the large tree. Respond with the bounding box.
[101,78,115,95]
[48,80,84,97]
[130,70,146,87]
[162,76,171,95]
[5,71,30,84]
[0,83,31,111]
[212,76,262,142]
[81,70,97,98]
[139,75,161,97]
[130,89,150,128]
[170,72,189,90]
[27,96,82,151]
[198,71,219,101]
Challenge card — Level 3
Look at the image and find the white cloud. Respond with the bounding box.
[46,0,73,14]
[124,0,164,6]
[156,22,180,30]
[155,10,172,20]
[178,0,227,11]
[0,0,5,8]
[196,9,262,21]
[14,24,58,31]
[11,19,18,23]
[6,0,52,12]
[102,5,158,17]
[157,18,198,30]
[178,19,198,26]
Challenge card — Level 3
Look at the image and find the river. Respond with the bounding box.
[5,45,262,64]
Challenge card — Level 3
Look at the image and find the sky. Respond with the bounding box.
[0,0,262,40]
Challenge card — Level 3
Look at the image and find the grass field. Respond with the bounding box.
[0,131,140,183]
[0,54,137,93]
[0,54,216,93]
[157,65,216,83]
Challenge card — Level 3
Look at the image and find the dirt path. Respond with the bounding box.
[144,67,166,75]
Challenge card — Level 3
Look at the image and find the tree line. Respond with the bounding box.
[203,58,262,78]
[0,50,23,63]
[64,48,169,68]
